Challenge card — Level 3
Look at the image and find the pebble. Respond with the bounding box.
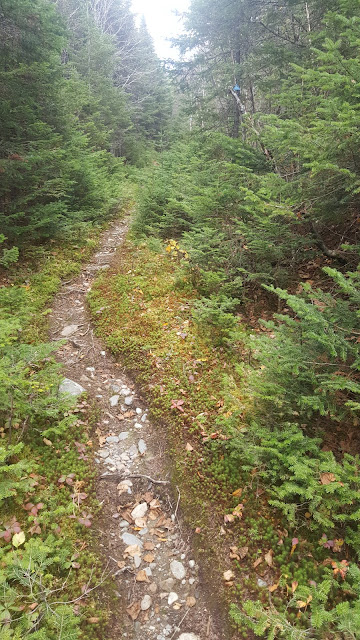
[168,592,178,605]
[170,560,186,580]
[131,502,148,519]
[106,435,119,444]
[189,577,195,585]
[111,384,121,393]
[128,444,138,457]
[178,635,200,640]
[138,439,147,455]
[189,560,195,569]
[125,395,133,405]
[109,395,120,407]
[141,594,152,611]
[59,378,85,397]
[160,578,175,591]
[99,449,110,459]
[121,532,143,547]
[141,413,148,422]
[134,422,142,429]
[257,578,267,588]
[136,407,142,414]
[61,324,78,337]
[119,520,129,527]
[134,554,141,568]
[118,432,129,440]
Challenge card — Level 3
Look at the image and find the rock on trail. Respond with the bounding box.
[49,218,227,640]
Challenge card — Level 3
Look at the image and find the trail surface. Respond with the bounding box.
[49,218,226,640]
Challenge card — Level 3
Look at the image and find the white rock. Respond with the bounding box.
[189,560,195,569]
[141,413,148,422]
[170,560,186,580]
[141,595,152,611]
[110,395,120,407]
[134,554,141,568]
[136,408,142,414]
[189,577,195,585]
[131,502,148,520]
[177,635,200,640]
[100,350,106,356]
[118,432,129,440]
[121,532,143,547]
[257,578,267,588]
[106,436,119,444]
[138,439,147,455]
[98,449,110,458]
[59,378,85,397]
[125,395,133,405]
[134,422,142,429]
[61,324,78,337]
[168,592,178,605]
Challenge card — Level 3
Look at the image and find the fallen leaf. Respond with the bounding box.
[126,601,141,621]
[88,617,100,624]
[265,550,273,567]
[185,443,194,452]
[144,542,155,551]
[12,532,25,548]
[292,581,298,593]
[223,570,235,581]
[143,553,155,563]
[224,514,235,524]
[43,438,53,447]
[320,472,336,485]
[253,557,263,568]
[238,546,249,560]
[136,570,149,582]
[232,488,243,497]
[124,545,141,557]
[186,596,196,607]
[269,583,279,593]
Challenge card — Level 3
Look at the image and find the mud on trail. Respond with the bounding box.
[49,217,229,640]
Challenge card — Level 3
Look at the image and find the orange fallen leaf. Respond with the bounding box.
[136,570,149,583]
[185,443,194,452]
[127,601,141,620]
[88,617,100,624]
[265,550,273,567]
[269,583,279,593]
[253,557,263,568]
[143,553,155,563]
[320,472,336,485]
[232,488,243,497]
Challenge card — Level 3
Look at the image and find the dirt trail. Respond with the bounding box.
[49,218,227,640]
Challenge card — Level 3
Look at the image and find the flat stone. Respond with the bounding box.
[106,436,119,444]
[170,560,186,580]
[59,378,85,397]
[189,560,195,569]
[138,439,147,455]
[110,384,121,393]
[128,444,138,457]
[125,396,133,405]
[134,423,142,429]
[121,532,143,547]
[177,635,200,640]
[141,595,152,611]
[118,432,129,441]
[110,395,120,407]
[160,578,175,591]
[136,408,142,415]
[131,503,148,520]
[61,324,78,337]
[141,413,148,422]
[99,449,110,459]
[168,592,178,605]
[134,554,141,568]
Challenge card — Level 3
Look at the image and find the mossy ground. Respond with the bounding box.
[88,238,336,637]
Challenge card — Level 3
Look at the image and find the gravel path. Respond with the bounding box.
[49,218,227,640]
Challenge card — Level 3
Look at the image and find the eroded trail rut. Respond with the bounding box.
[49,219,226,640]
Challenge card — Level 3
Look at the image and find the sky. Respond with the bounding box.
[131,0,190,60]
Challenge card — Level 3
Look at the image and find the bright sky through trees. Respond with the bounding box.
[131,0,189,59]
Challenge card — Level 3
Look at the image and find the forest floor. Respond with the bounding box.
[49,216,230,640]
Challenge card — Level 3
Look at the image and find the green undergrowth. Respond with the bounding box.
[0,213,133,638]
[89,236,360,639]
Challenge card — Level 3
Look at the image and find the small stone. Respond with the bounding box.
[119,520,129,527]
[160,578,175,591]
[110,395,120,407]
[189,577,195,585]
[144,567,152,577]
[149,583,158,594]
[118,432,129,441]
[106,436,119,444]
[136,408,142,414]
[128,444,138,457]
[139,527,148,536]
[170,560,186,580]
[168,592,178,605]
[100,351,106,356]
[111,384,121,393]
[257,578,267,588]
[138,439,147,455]
[189,560,195,569]
[99,449,110,459]
[141,595,152,611]
[125,396,133,405]
[121,532,143,547]
[61,324,78,337]
[178,635,200,640]
[59,378,85,397]
[134,422,142,429]
[131,503,148,520]
[134,555,141,568]
[141,413,147,422]
[181,554,186,560]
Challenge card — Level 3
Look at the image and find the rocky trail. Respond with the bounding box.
[49,218,227,640]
